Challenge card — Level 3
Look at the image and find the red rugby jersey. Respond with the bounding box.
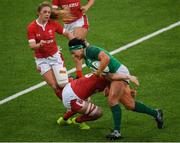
[52,0,83,23]
[70,74,110,100]
[27,19,65,58]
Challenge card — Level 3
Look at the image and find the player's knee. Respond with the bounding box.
[108,83,125,107]
[108,99,117,107]
[51,81,62,91]
[108,94,119,107]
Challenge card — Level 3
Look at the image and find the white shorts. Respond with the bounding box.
[116,64,130,83]
[35,52,64,75]
[64,15,89,33]
[62,83,80,109]
[116,64,130,75]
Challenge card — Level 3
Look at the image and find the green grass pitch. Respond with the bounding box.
[0,0,180,141]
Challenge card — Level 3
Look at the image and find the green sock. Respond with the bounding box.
[111,104,121,131]
[134,101,157,118]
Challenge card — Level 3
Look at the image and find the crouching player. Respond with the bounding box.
[61,74,108,123]
[58,72,138,128]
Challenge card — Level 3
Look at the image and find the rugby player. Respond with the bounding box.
[51,0,95,78]
[68,38,163,139]
[27,1,74,109]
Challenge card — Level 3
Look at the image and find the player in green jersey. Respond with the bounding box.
[68,38,164,140]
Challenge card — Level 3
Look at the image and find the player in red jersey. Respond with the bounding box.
[61,73,109,123]
[59,72,137,123]
[51,0,95,78]
[27,2,74,101]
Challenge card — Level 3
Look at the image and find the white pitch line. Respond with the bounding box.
[0,21,179,105]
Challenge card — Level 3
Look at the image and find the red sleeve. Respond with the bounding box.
[27,24,36,42]
[54,21,65,34]
[52,0,59,7]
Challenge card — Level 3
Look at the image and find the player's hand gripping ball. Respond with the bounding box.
[91,61,109,74]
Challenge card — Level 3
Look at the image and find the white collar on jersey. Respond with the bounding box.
[36,19,48,31]
[84,48,87,57]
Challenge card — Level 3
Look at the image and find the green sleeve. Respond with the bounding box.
[86,46,101,60]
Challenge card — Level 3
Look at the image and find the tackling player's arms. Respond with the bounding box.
[105,73,139,86]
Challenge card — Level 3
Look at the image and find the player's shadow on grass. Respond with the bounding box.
[55,122,116,141]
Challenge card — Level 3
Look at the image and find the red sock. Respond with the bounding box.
[55,88,62,100]
[76,114,95,123]
[63,110,76,120]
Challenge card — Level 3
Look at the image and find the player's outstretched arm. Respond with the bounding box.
[106,73,139,86]
[81,0,95,14]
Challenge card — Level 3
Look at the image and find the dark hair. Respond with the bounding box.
[68,38,86,48]
[37,1,52,13]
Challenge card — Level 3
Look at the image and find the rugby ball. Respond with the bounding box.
[91,61,109,73]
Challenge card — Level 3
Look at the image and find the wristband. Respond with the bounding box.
[76,70,83,78]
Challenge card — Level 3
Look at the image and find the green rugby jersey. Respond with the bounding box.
[84,45,121,73]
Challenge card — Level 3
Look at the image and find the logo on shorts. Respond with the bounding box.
[62,2,79,8]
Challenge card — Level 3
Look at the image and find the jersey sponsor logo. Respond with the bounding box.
[62,2,79,8]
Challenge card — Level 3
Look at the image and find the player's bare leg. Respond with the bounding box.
[119,83,135,110]
[42,69,63,99]
[120,83,164,129]
[42,69,75,126]
[106,81,125,140]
